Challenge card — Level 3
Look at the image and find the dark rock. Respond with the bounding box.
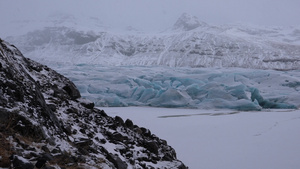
[62,84,81,99]
[144,141,159,155]
[64,125,72,135]
[111,132,128,142]
[94,109,108,117]
[139,162,146,168]
[40,153,54,162]
[47,137,56,146]
[141,127,152,137]
[162,153,174,161]
[42,166,56,169]
[47,104,56,111]
[146,165,156,169]
[79,128,86,134]
[178,163,189,169]
[10,155,34,169]
[51,147,61,154]
[77,155,86,163]
[41,146,50,153]
[125,151,133,158]
[35,157,47,168]
[160,139,168,145]
[72,129,77,134]
[107,153,128,169]
[78,147,89,155]
[133,126,143,135]
[99,138,106,144]
[66,107,78,114]
[29,64,43,72]
[11,113,44,139]
[13,86,24,102]
[54,152,77,166]
[80,99,95,109]
[88,146,99,154]
[114,116,124,125]
[29,152,39,158]
[75,138,93,147]
[0,108,9,125]
[125,119,134,128]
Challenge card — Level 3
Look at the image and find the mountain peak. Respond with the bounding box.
[172,13,207,31]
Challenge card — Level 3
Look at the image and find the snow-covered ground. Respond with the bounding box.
[101,107,300,169]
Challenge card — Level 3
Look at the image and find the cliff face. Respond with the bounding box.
[0,39,187,169]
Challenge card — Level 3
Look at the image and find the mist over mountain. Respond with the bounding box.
[4,13,300,70]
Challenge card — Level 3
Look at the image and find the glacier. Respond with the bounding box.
[55,65,300,110]
[3,13,300,111]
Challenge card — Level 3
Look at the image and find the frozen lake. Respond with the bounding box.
[101,107,300,169]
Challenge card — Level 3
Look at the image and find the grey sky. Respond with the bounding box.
[0,0,299,33]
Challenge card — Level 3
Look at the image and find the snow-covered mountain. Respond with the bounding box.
[5,13,300,70]
[0,39,187,168]
[172,13,208,31]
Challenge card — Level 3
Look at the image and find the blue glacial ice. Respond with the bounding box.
[56,65,300,110]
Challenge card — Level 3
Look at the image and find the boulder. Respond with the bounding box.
[10,155,34,169]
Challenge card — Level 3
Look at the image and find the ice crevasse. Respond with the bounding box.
[58,65,300,111]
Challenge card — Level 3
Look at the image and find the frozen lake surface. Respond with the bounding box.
[101,107,300,169]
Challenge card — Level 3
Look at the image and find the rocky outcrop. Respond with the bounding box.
[0,39,187,168]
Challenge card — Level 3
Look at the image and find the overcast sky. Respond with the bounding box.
[0,0,300,33]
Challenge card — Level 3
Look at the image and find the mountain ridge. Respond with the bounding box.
[5,13,300,70]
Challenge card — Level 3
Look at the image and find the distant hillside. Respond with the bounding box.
[5,13,300,70]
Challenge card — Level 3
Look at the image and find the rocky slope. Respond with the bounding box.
[0,39,187,168]
[5,13,300,70]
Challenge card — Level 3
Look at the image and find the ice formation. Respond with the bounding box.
[57,65,300,110]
